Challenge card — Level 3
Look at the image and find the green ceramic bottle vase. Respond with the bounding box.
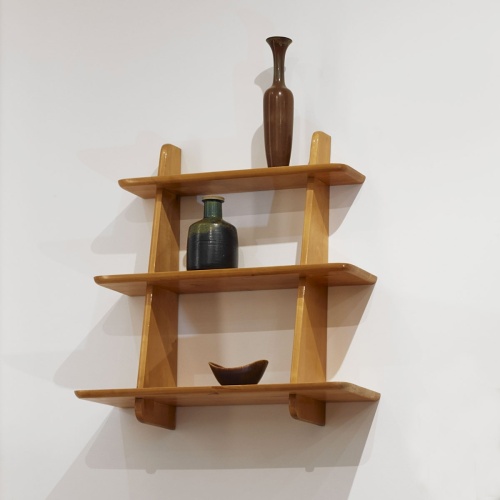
[263,36,294,167]
[186,196,238,270]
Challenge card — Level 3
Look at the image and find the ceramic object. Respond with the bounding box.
[208,360,269,385]
[263,36,294,167]
[186,196,238,270]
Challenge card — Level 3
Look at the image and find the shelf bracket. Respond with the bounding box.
[289,394,326,426]
[135,398,176,430]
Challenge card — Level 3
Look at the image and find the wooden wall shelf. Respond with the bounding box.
[76,382,379,408]
[94,263,377,296]
[119,163,365,199]
[75,131,379,430]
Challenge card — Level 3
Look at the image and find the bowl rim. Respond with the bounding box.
[208,360,269,371]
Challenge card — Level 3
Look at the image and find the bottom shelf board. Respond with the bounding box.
[75,382,380,408]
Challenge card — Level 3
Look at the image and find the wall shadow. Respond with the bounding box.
[327,285,375,378]
[104,401,378,470]
[90,197,154,273]
[53,295,143,390]
[251,68,273,169]
[47,401,378,500]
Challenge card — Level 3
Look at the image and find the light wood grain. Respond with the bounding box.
[94,263,377,296]
[136,287,178,388]
[289,394,326,426]
[308,131,332,165]
[290,280,328,384]
[75,382,380,408]
[135,144,181,429]
[289,132,332,422]
[118,163,365,199]
[148,145,181,272]
[299,177,330,265]
[135,398,176,430]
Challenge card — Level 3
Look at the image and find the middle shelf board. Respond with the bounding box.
[75,382,381,408]
[118,163,365,199]
[94,263,377,296]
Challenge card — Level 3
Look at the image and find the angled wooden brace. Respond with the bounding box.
[289,132,331,425]
[135,144,181,429]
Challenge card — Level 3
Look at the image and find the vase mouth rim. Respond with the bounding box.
[201,195,225,202]
[266,36,292,45]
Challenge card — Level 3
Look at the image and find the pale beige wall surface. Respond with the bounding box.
[1,1,500,499]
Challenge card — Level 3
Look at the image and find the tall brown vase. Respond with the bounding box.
[263,36,294,167]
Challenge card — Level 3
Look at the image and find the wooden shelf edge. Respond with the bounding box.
[94,263,378,296]
[75,382,380,408]
[119,163,365,199]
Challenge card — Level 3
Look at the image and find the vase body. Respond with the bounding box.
[263,36,294,167]
[186,196,238,270]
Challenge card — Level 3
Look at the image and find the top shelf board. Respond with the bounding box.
[119,163,365,199]
[94,263,377,296]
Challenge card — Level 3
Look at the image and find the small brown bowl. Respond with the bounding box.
[208,360,269,385]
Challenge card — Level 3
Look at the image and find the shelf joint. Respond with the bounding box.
[135,399,176,430]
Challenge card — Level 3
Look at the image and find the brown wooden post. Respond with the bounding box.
[135,144,181,429]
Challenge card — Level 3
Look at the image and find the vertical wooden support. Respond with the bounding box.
[289,132,331,426]
[135,144,181,429]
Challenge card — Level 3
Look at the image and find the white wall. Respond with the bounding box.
[2,1,500,498]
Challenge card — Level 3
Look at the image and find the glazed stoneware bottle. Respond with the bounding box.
[186,196,238,270]
[263,36,294,167]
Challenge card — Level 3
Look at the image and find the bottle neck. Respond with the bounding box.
[203,198,223,219]
[267,37,292,86]
[272,50,285,85]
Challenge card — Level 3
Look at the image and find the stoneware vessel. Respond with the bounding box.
[186,195,238,270]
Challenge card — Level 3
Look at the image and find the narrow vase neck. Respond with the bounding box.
[203,197,223,219]
[267,36,292,86]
